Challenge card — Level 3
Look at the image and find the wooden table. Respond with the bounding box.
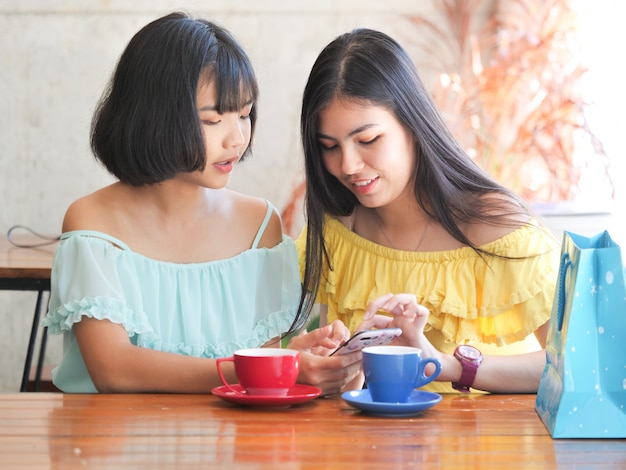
[0,237,57,391]
[0,393,623,468]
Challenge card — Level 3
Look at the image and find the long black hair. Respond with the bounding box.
[298,28,528,319]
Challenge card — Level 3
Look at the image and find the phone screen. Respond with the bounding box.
[330,328,402,356]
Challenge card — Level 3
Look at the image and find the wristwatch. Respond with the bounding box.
[451,345,483,393]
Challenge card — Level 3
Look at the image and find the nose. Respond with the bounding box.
[340,146,364,175]
[224,116,246,154]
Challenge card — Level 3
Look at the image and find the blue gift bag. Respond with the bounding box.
[535,231,626,438]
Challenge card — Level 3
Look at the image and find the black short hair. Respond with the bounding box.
[91,12,259,185]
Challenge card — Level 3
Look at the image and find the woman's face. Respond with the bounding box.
[317,97,417,209]
[180,80,252,189]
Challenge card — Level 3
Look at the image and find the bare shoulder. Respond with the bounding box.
[465,192,529,246]
[228,191,283,248]
[62,186,118,232]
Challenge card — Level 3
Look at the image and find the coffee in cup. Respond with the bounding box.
[362,345,441,403]
[216,348,300,396]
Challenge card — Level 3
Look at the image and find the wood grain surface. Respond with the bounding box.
[0,393,624,468]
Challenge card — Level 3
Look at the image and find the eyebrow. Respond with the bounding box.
[317,123,378,140]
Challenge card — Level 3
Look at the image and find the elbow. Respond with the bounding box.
[93,380,124,394]
[88,363,138,393]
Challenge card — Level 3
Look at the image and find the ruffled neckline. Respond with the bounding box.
[326,216,545,260]
[320,216,559,345]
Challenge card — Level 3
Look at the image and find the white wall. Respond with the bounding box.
[0,0,442,391]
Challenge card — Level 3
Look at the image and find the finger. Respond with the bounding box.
[327,320,351,343]
[364,293,395,319]
[322,355,362,394]
[382,296,424,318]
[288,324,331,350]
[356,314,393,332]
[393,293,419,304]
[415,303,430,317]
[380,299,409,316]
[298,351,361,395]
[313,338,344,352]
[332,348,362,366]
[366,293,420,318]
[383,294,419,315]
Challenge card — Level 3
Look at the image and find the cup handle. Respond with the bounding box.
[215,357,246,396]
[416,358,442,387]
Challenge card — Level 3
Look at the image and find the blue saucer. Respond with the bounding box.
[341,389,442,417]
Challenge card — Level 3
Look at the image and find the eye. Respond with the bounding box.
[318,138,338,151]
[360,136,379,145]
[201,119,221,126]
[240,103,253,121]
[319,142,338,151]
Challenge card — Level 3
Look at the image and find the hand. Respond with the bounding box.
[289,320,350,356]
[288,321,362,396]
[357,293,436,355]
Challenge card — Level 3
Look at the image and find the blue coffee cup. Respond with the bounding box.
[362,345,442,403]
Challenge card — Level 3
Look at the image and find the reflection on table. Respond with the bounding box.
[0,392,624,468]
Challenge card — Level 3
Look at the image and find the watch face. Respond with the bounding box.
[458,345,481,360]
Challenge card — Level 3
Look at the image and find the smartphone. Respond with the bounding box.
[330,328,402,356]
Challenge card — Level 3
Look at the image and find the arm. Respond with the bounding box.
[358,293,548,394]
[74,317,235,393]
[462,321,548,393]
[77,312,362,395]
[445,349,546,394]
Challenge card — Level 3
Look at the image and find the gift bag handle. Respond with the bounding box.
[556,252,572,332]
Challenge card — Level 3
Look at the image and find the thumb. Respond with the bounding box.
[304,324,332,341]
[292,324,332,349]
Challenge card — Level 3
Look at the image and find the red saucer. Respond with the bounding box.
[211,384,322,407]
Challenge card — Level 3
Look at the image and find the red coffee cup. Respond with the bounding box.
[216,348,300,396]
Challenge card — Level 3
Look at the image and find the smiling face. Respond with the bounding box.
[317,97,417,209]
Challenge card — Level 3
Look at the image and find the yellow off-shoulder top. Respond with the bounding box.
[296,216,560,393]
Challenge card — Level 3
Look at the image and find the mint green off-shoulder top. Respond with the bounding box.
[42,202,301,393]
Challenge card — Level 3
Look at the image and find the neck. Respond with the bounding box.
[122,180,221,228]
[356,204,432,252]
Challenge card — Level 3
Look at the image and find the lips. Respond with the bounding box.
[213,157,239,173]
[350,176,379,194]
